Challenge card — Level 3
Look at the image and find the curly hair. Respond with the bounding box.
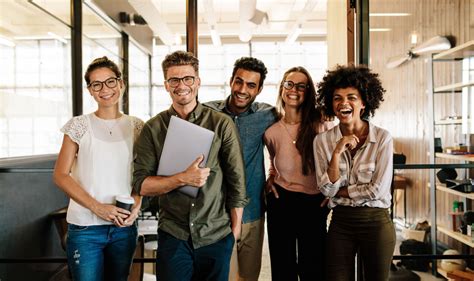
[316,64,385,119]
[231,57,268,89]
[277,66,322,175]
[161,50,199,79]
[84,56,121,85]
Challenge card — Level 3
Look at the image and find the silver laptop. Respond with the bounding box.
[157,116,215,198]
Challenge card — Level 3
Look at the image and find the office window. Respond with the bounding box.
[150,42,327,112]
[129,41,151,121]
[0,1,71,158]
[82,3,123,115]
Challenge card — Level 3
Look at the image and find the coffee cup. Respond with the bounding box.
[115,195,134,211]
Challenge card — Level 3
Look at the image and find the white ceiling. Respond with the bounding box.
[0,0,328,47]
[139,0,328,44]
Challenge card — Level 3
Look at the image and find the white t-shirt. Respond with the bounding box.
[60,113,144,226]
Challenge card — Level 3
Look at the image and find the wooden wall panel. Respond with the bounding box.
[369,0,472,249]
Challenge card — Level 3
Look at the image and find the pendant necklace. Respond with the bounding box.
[97,114,121,136]
[281,118,300,144]
[102,120,119,135]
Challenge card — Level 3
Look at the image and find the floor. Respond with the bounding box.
[141,217,446,281]
[256,217,445,281]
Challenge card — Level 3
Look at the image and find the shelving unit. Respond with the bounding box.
[437,265,454,281]
[436,184,474,200]
[436,153,474,162]
[435,119,465,125]
[428,40,474,276]
[437,225,474,248]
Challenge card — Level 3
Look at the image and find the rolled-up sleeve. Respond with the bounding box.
[220,118,248,209]
[132,122,160,195]
[314,133,345,197]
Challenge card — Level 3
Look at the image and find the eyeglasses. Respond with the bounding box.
[282,81,308,92]
[166,76,196,87]
[88,77,121,92]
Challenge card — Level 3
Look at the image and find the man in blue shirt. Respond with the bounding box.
[205,57,277,281]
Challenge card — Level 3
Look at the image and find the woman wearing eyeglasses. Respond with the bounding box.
[263,66,332,281]
[53,56,144,281]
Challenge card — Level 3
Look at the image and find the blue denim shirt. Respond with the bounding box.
[205,98,277,223]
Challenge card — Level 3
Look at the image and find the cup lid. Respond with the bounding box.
[116,195,134,204]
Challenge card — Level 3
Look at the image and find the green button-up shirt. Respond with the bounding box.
[132,103,248,248]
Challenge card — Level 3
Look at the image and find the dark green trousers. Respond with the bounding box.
[326,206,396,281]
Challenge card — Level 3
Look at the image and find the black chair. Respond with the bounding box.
[391,153,407,222]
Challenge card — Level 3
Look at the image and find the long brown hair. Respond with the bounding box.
[276,66,322,175]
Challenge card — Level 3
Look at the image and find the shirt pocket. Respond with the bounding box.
[357,162,375,184]
[338,162,348,183]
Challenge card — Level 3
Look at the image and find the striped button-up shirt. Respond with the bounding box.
[313,122,393,209]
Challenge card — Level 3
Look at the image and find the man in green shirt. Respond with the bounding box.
[132,50,247,281]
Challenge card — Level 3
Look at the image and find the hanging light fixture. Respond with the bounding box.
[285,24,302,44]
[210,26,222,46]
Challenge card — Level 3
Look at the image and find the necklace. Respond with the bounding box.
[281,120,298,144]
[96,114,121,136]
[283,116,301,125]
[101,119,120,135]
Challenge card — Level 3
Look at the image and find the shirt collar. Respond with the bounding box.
[336,121,376,144]
[167,102,203,122]
[223,96,257,116]
[366,122,376,143]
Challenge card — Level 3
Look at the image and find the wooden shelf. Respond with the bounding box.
[434,81,474,93]
[437,225,474,247]
[436,184,474,199]
[435,119,465,125]
[436,153,474,162]
[438,267,474,281]
[434,40,474,60]
[437,267,454,281]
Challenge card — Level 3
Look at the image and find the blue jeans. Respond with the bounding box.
[156,230,235,281]
[66,224,137,281]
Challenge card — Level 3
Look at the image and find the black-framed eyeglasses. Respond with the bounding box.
[282,80,308,92]
[166,76,196,87]
[88,77,121,92]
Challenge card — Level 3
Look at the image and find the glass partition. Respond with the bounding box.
[129,41,151,121]
[151,41,327,113]
[0,0,71,158]
[30,0,71,25]
[82,3,123,115]
[151,45,182,115]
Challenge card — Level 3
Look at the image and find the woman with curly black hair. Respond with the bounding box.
[314,65,395,281]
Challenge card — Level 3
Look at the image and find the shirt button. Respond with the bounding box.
[191,203,195,207]
[190,223,194,226]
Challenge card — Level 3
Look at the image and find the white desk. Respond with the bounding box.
[138,219,158,236]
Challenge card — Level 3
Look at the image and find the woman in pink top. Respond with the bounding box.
[263,66,330,281]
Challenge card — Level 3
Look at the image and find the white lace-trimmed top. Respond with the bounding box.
[60,113,144,226]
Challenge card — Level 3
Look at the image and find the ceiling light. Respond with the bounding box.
[47,32,67,44]
[174,34,182,45]
[410,32,418,45]
[210,26,221,47]
[0,36,15,47]
[370,13,411,17]
[285,24,302,44]
[369,28,391,32]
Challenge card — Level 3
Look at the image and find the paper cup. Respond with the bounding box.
[115,195,134,211]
